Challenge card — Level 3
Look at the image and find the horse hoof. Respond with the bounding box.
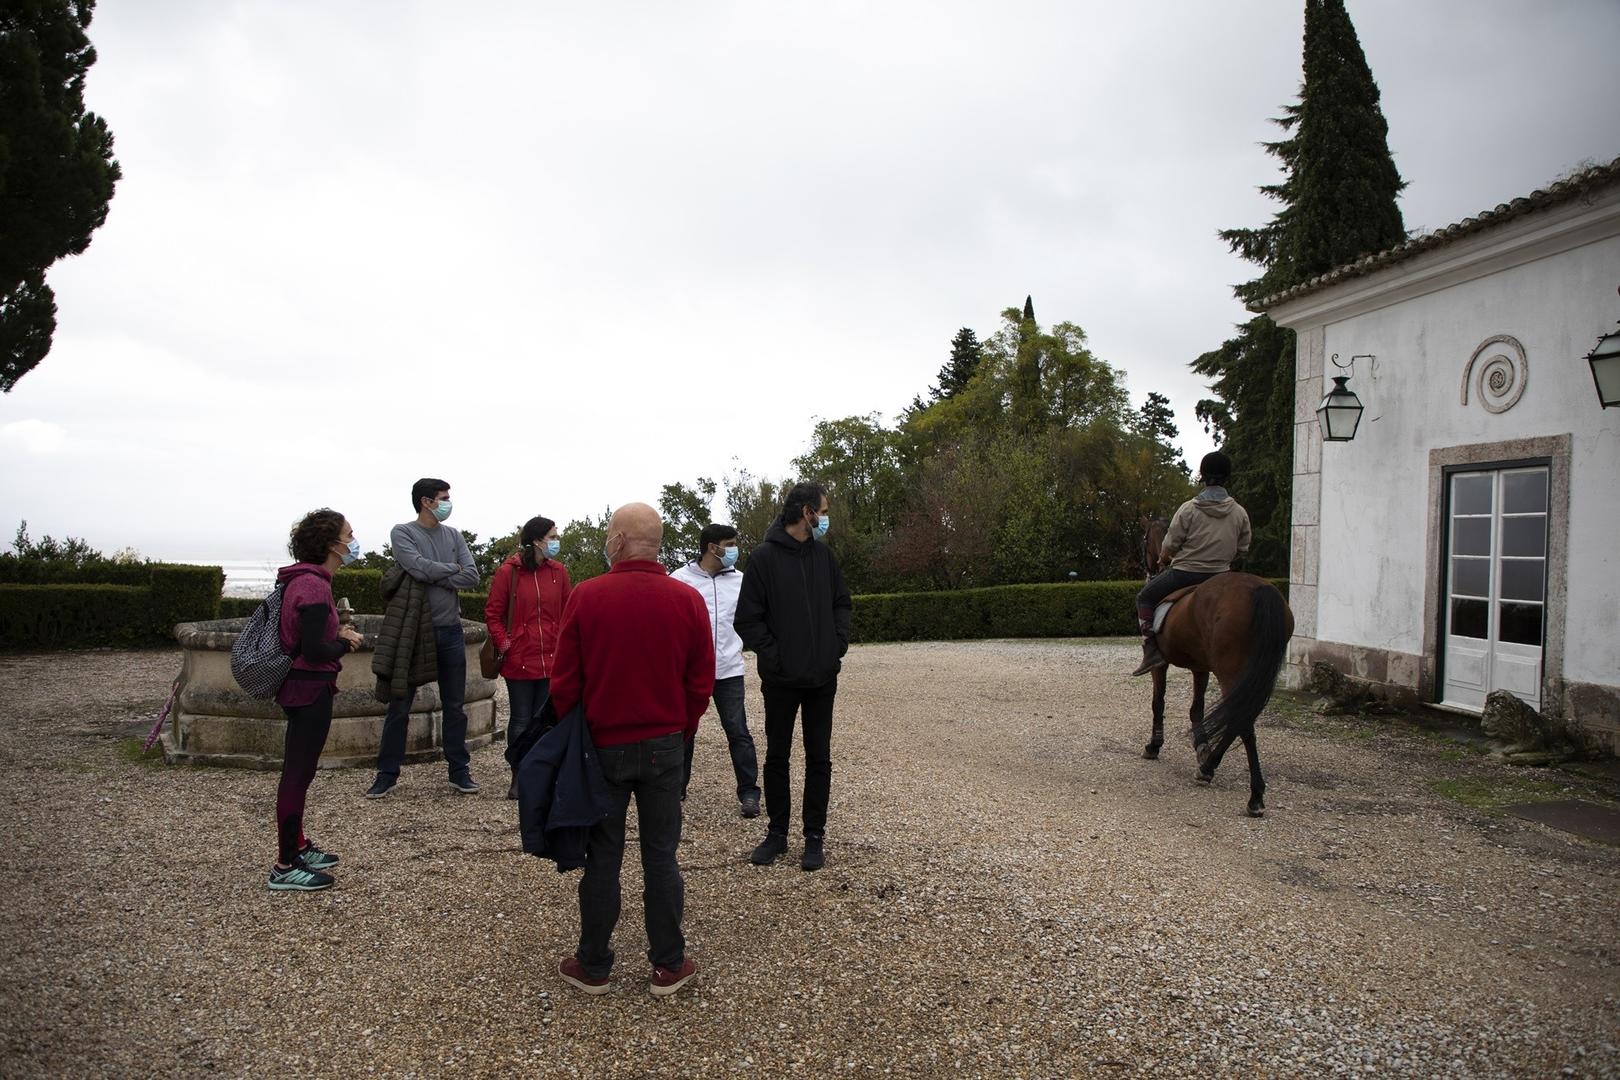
[1247,804,1266,818]
[1142,745,1160,760]
[1196,771,1213,786]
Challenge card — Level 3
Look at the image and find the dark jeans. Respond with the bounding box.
[503,677,557,771]
[761,678,836,840]
[1136,568,1218,630]
[681,675,760,801]
[576,732,685,977]
[376,624,470,778]
[277,694,333,864]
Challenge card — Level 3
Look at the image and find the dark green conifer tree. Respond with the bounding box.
[932,327,983,400]
[1193,0,1405,574]
[0,0,121,392]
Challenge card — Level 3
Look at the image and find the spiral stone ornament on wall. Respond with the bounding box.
[1461,334,1528,414]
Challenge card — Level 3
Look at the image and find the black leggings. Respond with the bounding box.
[1135,568,1218,628]
[276,695,334,864]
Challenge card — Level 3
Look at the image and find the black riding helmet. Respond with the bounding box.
[1199,451,1232,487]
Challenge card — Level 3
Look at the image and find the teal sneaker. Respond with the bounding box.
[268,860,334,892]
[297,841,339,871]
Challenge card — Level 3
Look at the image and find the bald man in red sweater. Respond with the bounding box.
[551,502,714,998]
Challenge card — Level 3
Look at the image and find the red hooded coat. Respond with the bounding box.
[485,552,572,681]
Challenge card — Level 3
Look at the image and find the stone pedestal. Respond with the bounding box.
[165,615,501,769]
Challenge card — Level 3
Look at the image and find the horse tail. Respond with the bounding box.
[1196,581,1291,747]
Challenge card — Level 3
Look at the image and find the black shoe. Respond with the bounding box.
[449,773,480,795]
[1131,636,1166,677]
[740,794,760,819]
[801,836,825,872]
[364,774,397,799]
[505,778,519,801]
[749,831,788,866]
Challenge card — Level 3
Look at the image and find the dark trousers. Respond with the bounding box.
[376,624,470,778]
[503,677,557,771]
[761,678,836,840]
[276,694,333,864]
[1136,568,1218,630]
[681,675,760,801]
[576,732,685,977]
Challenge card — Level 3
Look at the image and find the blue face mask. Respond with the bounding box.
[811,513,830,540]
[541,539,561,559]
[341,538,361,565]
[431,499,452,523]
[720,545,739,569]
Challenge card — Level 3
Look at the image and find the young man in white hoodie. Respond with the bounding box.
[670,524,762,817]
[1132,451,1252,675]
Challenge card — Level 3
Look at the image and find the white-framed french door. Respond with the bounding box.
[1440,465,1549,711]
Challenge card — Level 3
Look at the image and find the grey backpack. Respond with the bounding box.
[231,580,293,698]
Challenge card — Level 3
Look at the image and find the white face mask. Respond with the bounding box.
[431,498,452,522]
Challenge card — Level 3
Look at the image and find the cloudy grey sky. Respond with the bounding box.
[5,0,1618,565]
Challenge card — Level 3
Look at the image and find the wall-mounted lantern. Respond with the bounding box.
[1585,289,1620,409]
[1317,354,1369,442]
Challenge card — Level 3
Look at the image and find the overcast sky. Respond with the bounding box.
[5,0,1618,564]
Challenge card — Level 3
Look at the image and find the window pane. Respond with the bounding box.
[1452,474,1493,515]
[1451,517,1491,556]
[1499,602,1543,646]
[1451,597,1488,639]
[1500,559,1545,601]
[1502,470,1548,514]
[1450,557,1490,597]
[1502,516,1546,557]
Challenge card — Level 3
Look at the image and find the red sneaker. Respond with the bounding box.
[649,956,697,997]
[558,955,610,995]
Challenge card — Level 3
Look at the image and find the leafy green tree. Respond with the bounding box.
[1,0,121,391]
[1192,0,1405,575]
[722,467,786,569]
[7,519,103,565]
[657,477,716,570]
[791,415,911,590]
[557,508,611,586]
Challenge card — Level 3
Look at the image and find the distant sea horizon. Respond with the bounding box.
[171,557,285,599]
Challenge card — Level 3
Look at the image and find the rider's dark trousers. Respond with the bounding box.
[1136,568,1219,631]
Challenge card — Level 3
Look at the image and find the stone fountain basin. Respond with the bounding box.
[166,614,502,769]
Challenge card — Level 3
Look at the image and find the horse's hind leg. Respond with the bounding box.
[1144,667,1167,759]
[1242,731,1266,817]
[1189,670,1208,740]
[1196,728,1236,785]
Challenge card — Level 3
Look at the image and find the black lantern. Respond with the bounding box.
[1317,375,1364,441]
[1586,321,1620,409]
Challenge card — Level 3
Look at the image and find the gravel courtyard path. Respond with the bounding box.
[1,641,1616,1078]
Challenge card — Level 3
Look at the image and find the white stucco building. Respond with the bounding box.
[1260,158,1620,751]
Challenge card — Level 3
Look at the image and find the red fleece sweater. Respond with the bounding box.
[549,560,715,747]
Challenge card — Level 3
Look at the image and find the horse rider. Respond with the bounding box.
[1132,451,1252,676]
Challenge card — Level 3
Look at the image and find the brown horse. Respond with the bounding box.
[1141,572,1293,817]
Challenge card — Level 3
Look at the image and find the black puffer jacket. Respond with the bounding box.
[733,521,851,689]
[371,563,438,701]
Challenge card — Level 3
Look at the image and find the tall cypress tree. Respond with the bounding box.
[1193,0,1405,574]
[0,0,121,392]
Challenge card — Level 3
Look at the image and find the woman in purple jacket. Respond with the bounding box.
[269,509,364,891]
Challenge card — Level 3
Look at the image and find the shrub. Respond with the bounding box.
[147,564,222,634]
[332,568,384,614]
[0,584,153,648]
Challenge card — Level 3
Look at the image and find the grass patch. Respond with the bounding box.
[115,737,167,768]
[1428,775,1574,812]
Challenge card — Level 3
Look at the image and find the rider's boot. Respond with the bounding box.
[1131,632,1166,677]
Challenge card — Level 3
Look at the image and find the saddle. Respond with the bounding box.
[1150,584,1201,634]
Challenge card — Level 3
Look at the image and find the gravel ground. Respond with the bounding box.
[1,641,1617,1079]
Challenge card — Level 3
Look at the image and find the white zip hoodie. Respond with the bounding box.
[670,561,745,680]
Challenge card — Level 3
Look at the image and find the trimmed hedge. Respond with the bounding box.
[0,563,223,649]
[850,578,1290,644]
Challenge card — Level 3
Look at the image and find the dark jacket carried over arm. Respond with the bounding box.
[733,521,851,689]
[371,563,438,701]
[515,702,614,872]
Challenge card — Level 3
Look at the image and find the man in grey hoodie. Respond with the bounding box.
[1132,451,1252,675]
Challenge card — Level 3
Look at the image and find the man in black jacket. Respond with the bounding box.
[733,482,852,871]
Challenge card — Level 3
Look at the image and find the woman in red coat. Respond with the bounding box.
[486,515,573,799]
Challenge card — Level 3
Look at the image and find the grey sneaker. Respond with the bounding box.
[449,773,480,795]
[364,774,397,799]
[296,841,339,871]
[268,860,334,892]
